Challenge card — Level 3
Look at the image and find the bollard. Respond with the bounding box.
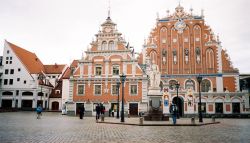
[191,117,195,124]
[101,114,104,122]
[212,116,215,123]
[139,117,143,125]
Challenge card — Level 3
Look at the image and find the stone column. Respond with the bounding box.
[0,90,2,108]
[32,91,37,109]
[18,91,22,108]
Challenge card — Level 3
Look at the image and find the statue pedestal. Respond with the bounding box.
[144,87,169,121]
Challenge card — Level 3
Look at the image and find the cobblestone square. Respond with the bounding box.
[0,112,249,143]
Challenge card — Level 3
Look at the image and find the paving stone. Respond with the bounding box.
[0,112,249,143]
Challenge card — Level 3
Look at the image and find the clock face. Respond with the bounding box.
[104,27,112,33]
[174,19,186,33]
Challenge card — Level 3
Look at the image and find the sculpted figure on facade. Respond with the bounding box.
[184,48,189,64]
[195,47,201,64]
[149,60,161,88]
[173,49,177,64]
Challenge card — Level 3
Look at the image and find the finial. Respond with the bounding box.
[190,6,193,15]
[166,9,170,17]
[156,12,159,20]
[201,9,204,18]
[107,0,111,19]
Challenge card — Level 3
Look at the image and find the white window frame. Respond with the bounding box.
[130,84,138,95]
[94,84,102,95]
[111,84,118,95]
[112,65,120,76]
[77,84,85,95]
[95,66,102,76]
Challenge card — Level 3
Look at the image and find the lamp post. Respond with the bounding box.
[120,73,126,122]
[175,83,180,119]
[197,75,203,123]
[116,81,121,119]
[38,74,44,108]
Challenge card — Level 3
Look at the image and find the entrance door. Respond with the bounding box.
[215,103,223,113]
[22,100,33,110]
[232,103,240,113]
[52,102,59,110]
[1,100,12,108]
[172,97,184,117]
[129,103,138,116]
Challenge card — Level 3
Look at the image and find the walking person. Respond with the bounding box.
[100,104,105,115]
[79,104,85,119]
[170,102,178,125]
[36,104,43,119]
[96,104,101,121]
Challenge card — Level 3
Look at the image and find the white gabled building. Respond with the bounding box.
[0,41,54,110]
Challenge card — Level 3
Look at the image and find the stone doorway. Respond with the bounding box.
[129,103,138,116]
[172,96,184,117]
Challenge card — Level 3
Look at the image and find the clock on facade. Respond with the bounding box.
[174,19,186,33]
[104,27,112,33]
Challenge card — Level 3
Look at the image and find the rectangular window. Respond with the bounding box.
[94,84,102,95]
[9,79,13,85]
[52,76,56,78]
[112,85,118,95]
[112,65,119,75]
[77,84,85,95]
[9,61,12,64]
[24,80,26,84]
[6,61,8,64]
[5,69,8,74]
[10,69,14,74]
[10,57,12,60]
[17,78,20,81]
[130,85,138,95]
[201,103,206,113]
[6,57,9,60]
[95,66,102,76]
[4,79,8,85]
[18,68,21,72]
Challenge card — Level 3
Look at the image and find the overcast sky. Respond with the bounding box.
[0,0,249,73]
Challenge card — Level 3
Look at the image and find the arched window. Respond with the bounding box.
[206,48,214,69]
[108,41,114,50]
[169,80,178,90]
[101,41,107,50]
[185,79,195,90]
[2,91,13,95]
[201,79,211,92]
[149,51,157,64]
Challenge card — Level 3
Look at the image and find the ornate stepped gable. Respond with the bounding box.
[140,4,238,75]
[71,15,144,104]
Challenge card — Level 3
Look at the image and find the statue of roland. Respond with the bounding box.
[150,60,161,88]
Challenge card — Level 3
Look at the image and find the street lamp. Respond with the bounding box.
[175,82,180,119]
[197,74,203,123]
[116,81,121,119]
[38,74,44,108]
[120,73,126,122]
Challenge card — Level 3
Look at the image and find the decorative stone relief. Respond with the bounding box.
[172,49,177,64]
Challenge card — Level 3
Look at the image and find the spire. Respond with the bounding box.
[107,0,111,20]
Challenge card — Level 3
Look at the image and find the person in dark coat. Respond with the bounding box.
[169,103,178,125]
[100,104,105,115]
[79,104,85,119]
[96,104,101,120]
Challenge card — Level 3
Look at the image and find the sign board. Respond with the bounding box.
[164,100,169,106]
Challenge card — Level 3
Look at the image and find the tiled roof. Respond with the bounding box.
[44,64,66,74]
[62,67,70,79]
[71,60,78,68]
[7,41,45,74]
[50,81,62,98]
